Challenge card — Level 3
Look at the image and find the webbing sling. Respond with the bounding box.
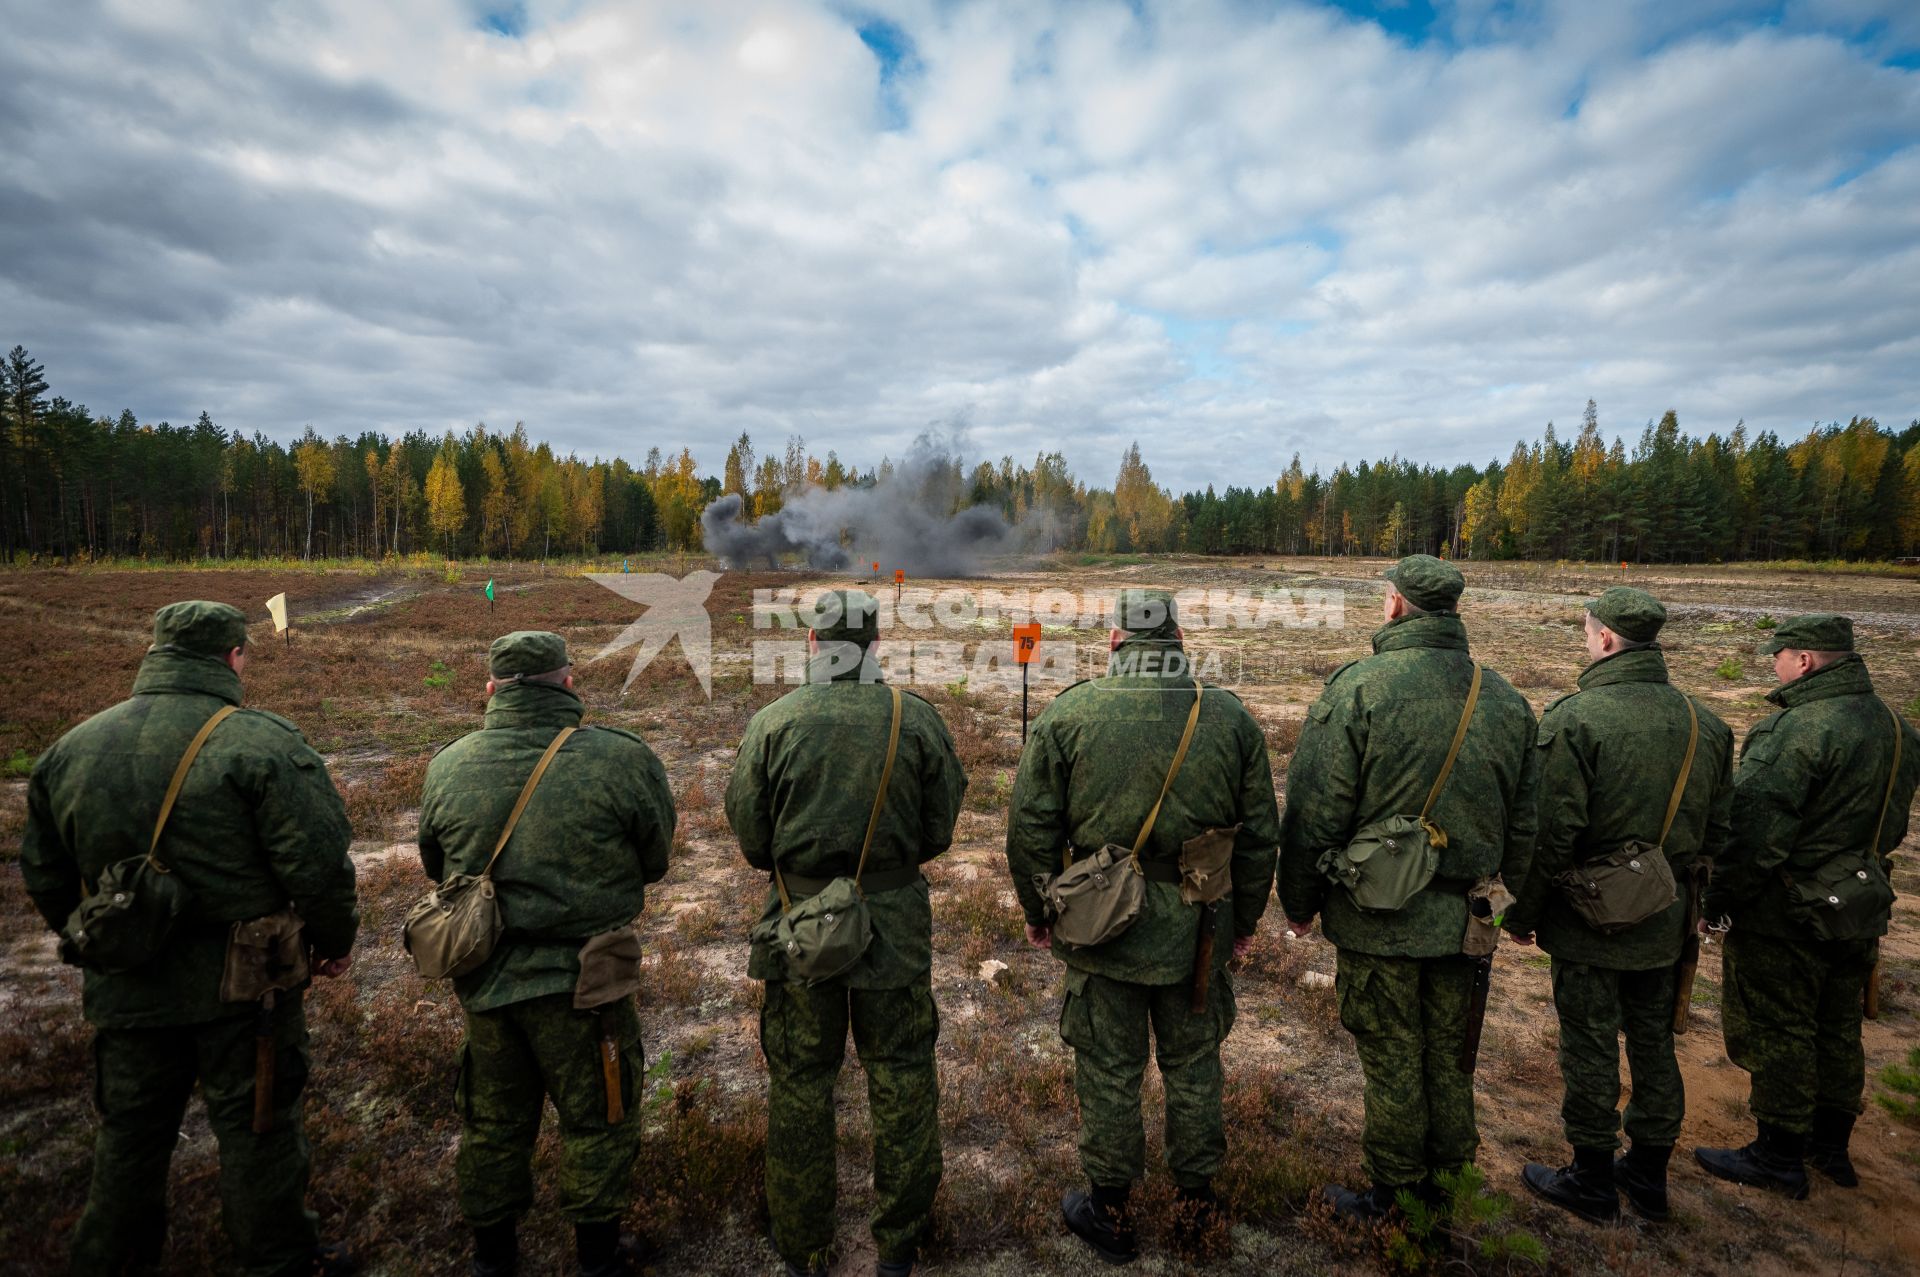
[1656,695,1700,846]
[479,726,577,879]
[1056,684,1207,877]
[1418,664,1482,825]
[776,685,903,910]
[147,705,240,873]
[1869,699,1904,856]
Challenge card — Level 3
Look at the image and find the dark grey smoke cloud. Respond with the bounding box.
[701,435,1038,576]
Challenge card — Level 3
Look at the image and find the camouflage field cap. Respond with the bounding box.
[1586,586,1667,643]
[812,589,880,645]
[151,600,249,657]
[489,630,571,678]
[1113,588,1180,640]
[1383,554,1465,612]
[1760,613,1854,655]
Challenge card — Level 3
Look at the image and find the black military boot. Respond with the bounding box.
[471,1220,517,1277]
[1172,1182,1224,1256]
[1062,1184,1138,1264]
[1613,1143,1672,1223]
[1807,1108,1860,1188]
[1694,1122,1810,1200]
[311,1242,357,1277]
[875,1252,916,1277]
[1521,1146,1619,1224]
[1322,1181,1402,1223]
[574,1220,653,1277]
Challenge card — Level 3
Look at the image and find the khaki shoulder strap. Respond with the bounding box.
[1132,685,1205,859]
[775,685,902,911]
[1870,699,1905,857]
[147,704,241,871]
[1656,694,1700,846]
[481,726,577,879]
[1419,663,1482,821]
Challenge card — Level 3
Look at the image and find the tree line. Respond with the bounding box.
[4,344,1916,564]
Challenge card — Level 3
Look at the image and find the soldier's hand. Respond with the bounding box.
[1508,932,1535,947]
[1283,918,1314,939]
[1024,923,1051,950]
[314,956,354,978]
[1231,934,1255,960]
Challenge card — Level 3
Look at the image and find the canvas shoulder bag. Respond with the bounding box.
[1784,700,1901,941]
[404,725,576,979]
[1037,686,1204,947]
[1557,694,1693,934]
[60,704,238,973]
[1318,663,1481,912]
[754,686,903,984]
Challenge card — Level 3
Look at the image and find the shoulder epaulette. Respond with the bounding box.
[589,724,651,747]
[1541,689,1582,717]
[1322,658,1361,687]
[240,707,303,736]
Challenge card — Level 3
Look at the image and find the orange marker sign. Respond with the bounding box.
[894,569,906,584]
[1013,622,1042,665]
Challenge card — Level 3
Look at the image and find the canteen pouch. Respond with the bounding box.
[403,874,503,980]
[1179,824,1240,906]
[219,908,310,1003]
[1784,852,1896,942]
[1462,877,1516,957]
[1036,845,1148,947]
[59,856,193,974]
[753,876,873,985]
[1555,841,1678,935]
[573,924,645,1009]
[1318,815,1443,913]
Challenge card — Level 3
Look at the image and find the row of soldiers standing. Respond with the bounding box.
[18,559,1916,1276]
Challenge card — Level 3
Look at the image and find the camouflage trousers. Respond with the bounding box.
[1058,967,1236,1191]
[71,996,318,1277]
[1334,950,1477,1188]
[455,993,642,1227]
[1723,930,1877,1135]
[1550,959,1683,1150]
[759,979,941,1268]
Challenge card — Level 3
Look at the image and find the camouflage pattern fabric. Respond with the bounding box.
[455,994,642,1225]
[1722,930,1878,1134]
[1058,968,1237,1188]
[418,680,675,1012]
[1278,612,1537,956]
[22,648,358,1026]
[1334,950,1477,1188]
[1506,646,1735,966]
[759,980,941,1267]
[1707,654,1920,936]
[1550,959,1682,1149]
[69,994,319,1277]
[726,652,967,988]
[1005,636,1281,984]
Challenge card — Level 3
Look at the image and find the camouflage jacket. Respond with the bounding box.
[419,682,675,1012]
[1278,612,1538,959]
[1005,637,1281,985]
[21,650,357,1028]
[1505,647,1735,968]
[725,651,967,988]
[1707,655,1920,938]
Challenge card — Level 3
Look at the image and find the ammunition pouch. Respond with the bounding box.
[1179,824,1239,906]
[220,908,310,1003]
[1319,815,1443,913]
[1556,841,1678,935]
[574,923,645,1009]
[1462,877,1515,957]
[1783,852,1895,942]
[59,856,193,974]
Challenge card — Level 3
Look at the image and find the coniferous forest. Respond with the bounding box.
[4,344,1917,564]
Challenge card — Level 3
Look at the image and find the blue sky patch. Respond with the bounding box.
[854,16,920,129]
[477,3,527,38]
[1319,0,1442,46]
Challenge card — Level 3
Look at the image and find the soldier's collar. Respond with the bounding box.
[1576,645,1668,690]
[131,648,244,704]
[1370,610,1468,654]
[1766,652,1871,708]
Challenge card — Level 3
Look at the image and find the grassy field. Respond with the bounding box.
[2,555,1918,1275]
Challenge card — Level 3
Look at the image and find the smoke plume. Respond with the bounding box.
[701,434,1040,576]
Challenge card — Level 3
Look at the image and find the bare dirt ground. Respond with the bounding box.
[2,555,1917,1275]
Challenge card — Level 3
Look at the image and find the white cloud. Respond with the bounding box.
[0,0,1915,493]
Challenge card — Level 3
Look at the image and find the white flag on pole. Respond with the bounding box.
[266,592,289,633]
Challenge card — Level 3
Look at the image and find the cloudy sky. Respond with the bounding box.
[4,0,1917,491]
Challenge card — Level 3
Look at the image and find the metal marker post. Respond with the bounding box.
[1013,622,1041,743]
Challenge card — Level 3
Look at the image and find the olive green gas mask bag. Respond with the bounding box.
[59,705,238,974]
[1555,694,1693,935]
[1783,701,1902,942]
[403,726,575,980]
[1035,687,1206,948]
[1319,665,1481,913]
[754,687,904,985]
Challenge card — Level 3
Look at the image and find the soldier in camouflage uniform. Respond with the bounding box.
[1006,588,1281,1264]
[725,590,966,1277]
[1695,614,1920,1197]
[418,631,675,1277]
[22,601,359,1277]
[1504,588,1734,1223]
[1279,556,1538,1221]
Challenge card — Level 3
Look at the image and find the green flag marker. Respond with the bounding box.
[485,579,495,601]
